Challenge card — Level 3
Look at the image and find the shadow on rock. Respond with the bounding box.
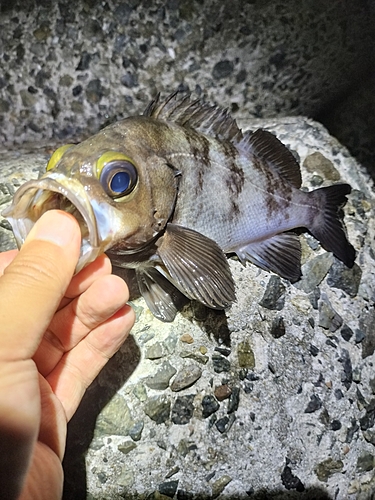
[62,334,141,500]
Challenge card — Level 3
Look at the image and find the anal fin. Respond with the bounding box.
[236,232,302,282]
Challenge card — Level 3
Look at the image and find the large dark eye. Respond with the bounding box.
[97,154,138,198]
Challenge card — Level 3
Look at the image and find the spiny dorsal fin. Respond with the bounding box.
[143,92,243,143]
[236,129,302,188]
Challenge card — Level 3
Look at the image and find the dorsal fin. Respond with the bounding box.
[236,129,302,188]
[143,92,243,143]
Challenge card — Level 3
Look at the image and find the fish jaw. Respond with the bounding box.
[2,172,128,273]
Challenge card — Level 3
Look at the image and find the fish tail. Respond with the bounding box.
[308,184,355,268]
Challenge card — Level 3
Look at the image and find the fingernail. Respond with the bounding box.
[26,210,80,247]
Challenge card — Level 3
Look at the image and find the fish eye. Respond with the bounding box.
[46,144,75,171]
[97,153,138,198]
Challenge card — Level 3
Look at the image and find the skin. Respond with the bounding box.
[0,210,135,499]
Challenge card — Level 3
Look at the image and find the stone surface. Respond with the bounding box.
[1,116,375,499]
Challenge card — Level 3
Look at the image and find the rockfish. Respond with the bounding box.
[3,92,355,321]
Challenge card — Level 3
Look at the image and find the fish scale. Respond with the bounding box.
[2,92,355,321]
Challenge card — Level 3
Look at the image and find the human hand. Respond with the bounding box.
[0,210,135,500]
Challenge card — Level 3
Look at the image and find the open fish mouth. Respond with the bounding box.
[2,172,103,273]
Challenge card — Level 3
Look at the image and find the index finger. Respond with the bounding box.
[0,211,81,362]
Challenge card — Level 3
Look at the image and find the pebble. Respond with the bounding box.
[215,414,236,434]
[315,458,344,482]
[145,361,177,390]
[214,384,232,401]
[355,329,366,344]
[227,387,240,414]
[202,395,220,418]
[179,349,209,365]
[165,466,180,479]
[180,333,194,344]
[176,490,194,500]
[211,474,232,498]
[318,294,343,332]
[359,399,375,431]
[281,464,305,492]
[308,287,321,309]
[327,259,362,298]
[171,395,195,425]
[144,395,171,424]
[346,419,359,443]
[118,440,137,455]
[360,309,375,358]
[145,342,165,359]
[330,420,342,431]
[270,316,286,338]
[339,349,353,390]
[133,384,148,402]
[341,324,354,341]
[294,253,333,293]
[303,152,341,180]
[170,364,202,391]
[212,353,231,373]
[259,276,286,310]
[158,480,179,498]
[357,453,374,472]
[129,421,144,442]
[212,60,234,79]
[214,346,231,357]
[304,394,322,413]
[95,394,134,436]
[237,341,255,369]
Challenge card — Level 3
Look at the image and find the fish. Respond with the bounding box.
[2,92,356,321]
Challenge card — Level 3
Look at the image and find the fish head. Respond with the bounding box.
[3,118,179,272]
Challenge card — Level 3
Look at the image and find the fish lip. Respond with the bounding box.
[2,173,101,272]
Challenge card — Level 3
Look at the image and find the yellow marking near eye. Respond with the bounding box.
[46,144,75,171]
[96,151,134,178]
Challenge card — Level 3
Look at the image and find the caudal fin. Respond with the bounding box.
[309,184,355,268]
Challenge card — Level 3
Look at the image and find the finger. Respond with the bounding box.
[0,249,18,275]
[47,304,135,420]
[33,274,130,376]
[64,254,112,299]
[0,211,81,362]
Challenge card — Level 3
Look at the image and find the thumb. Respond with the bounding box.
[0,210,81,361]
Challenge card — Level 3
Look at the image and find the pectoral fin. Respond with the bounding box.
[157,224,236,309]
[136,267,183,322]
[236,232,302,282]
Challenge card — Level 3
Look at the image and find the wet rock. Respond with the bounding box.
[315,458,344,482]
[118,439,137,455]
[339,349,353,390]
[259,276,286,310]
[159,480,179,498]
[281,464,305,492]
[318,294,343,332]
[170,364,202,391]
[211,474,232,498]
[341,324,354,341]
[357,453,374,472]
[212,353,231,373]
[327,259,362,297]
[295,253,333,293]
[270,316,286,338]
[227,387,240,414]
[304,394,322,413]
[237,341,255,369]
[202,395,220,418]
[144,395,171,424]
[171,395,195,425]
[145,361,177,390]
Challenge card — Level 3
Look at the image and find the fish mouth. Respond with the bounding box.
[2,172,107,273]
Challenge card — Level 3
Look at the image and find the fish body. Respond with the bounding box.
[3,93,355,321]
